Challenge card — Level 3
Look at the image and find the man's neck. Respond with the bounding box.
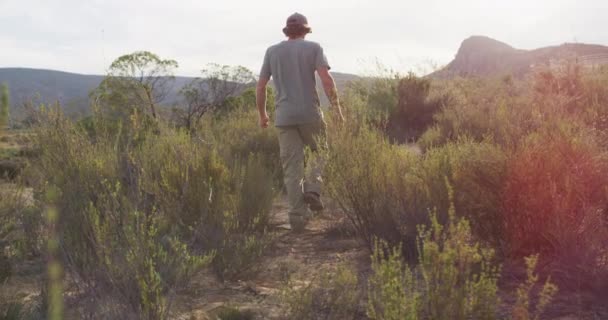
[288,36,306,41]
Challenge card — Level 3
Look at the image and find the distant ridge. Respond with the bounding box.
[431,35,608,78]
[0,68,192,115]
[0,68,359,115]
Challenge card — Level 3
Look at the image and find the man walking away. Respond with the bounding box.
[256,12,344,232]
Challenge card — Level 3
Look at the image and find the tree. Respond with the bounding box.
[92,51,178,119]
[174,64,255,130]
[0,83,9,133]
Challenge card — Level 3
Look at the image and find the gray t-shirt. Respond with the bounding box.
[260,39,330,126]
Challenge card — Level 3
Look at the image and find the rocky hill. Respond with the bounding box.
[431,36,608,78]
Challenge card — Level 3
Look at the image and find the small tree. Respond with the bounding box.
[93,51,178,119]
[175,64,255,130]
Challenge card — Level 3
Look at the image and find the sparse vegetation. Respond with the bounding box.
[1,52,607,319]
[280,262,361,319]
[510,255,558,320]
[367,206,501,320]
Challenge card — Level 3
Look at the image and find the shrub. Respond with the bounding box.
[347,72,399,128]
[417,212,500,320]
[199,108,282,190]
[501,127,608,258]
[346,72,447,142]
[367,211,501,320]
[322,123,421,256]
[0,185,34,282]
[31,119,214,318]
[429,76,535,149]
[0,184,42,259]
[367,241,419,320]
[445,140,508,248]
[501,126,608,299]
[417,125,446,152]
[510,255,558,320]
[0,159,24,181]
[280,262,361,320]
[423,64,608,152]
[389,73,448,142]
[324,120,507,257]
[28,108,276,317]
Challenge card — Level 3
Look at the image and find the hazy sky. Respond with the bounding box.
[0,0,606,76]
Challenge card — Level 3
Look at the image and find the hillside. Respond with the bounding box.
[432,35,608,78]
[0,68,359,116]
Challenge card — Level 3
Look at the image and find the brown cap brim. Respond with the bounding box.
[283,24,312,34]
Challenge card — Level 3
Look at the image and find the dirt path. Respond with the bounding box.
[171,198,370,320]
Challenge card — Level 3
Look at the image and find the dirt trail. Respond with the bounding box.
[172,198,370,320]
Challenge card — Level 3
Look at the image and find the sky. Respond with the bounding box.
[0,0,607,77]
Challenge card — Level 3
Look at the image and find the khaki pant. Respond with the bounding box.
[278,120,326,220]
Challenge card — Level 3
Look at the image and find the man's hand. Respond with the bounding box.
[256,76,271,129]
[317,66,345,125]
[259,112,270,128]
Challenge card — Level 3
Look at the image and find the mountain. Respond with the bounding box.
[431,36,608,78]
[0,68,359,116]
[0,68,104,115]
[0,68,196,115]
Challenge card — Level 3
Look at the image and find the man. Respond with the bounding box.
[256,12,344,232]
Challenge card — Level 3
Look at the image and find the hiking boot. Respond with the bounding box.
[304,192,324,211]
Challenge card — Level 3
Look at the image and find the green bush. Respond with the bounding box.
[367,210,501,320]
[346,72,448,142]
[0,185,38,281]
[0,184,42,259]
[280,262,361,320]
[0,159,24,181]
[367,241,419,320]
[30,115,213,318]
[199,108,282,190]
[347,73,398,129]
[510,255,558,320]
[423,64,608,152]
[428,77,534,149]
[324,120,507,257]
[28,107,276,317]
[501,126,608,258]
[390,73,449,141]
[367,213,560,320]
[322,123,420,256]
[500,125,608,298]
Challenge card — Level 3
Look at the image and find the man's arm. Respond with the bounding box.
[317,66,344,122]
[256,76,270,128]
